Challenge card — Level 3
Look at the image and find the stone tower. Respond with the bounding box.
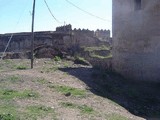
[112,0,160,81]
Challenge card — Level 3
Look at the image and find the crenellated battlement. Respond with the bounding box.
[72,28,94,36]
[95,29,110,40]
[0,24,112,54]
[56,24,72,32]
[56,24,111,39]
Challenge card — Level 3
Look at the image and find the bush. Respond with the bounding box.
[16,65,27,70]
[53,56,61,61]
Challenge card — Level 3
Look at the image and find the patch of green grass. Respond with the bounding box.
[90,53,112,59]
[25,105,57,120]
[42,66,58,73]
[36,78,47,84]
[16,65,27,70]
[4,59,13,64]
[49,85,86,97]
[7,75,21,83]
[84,46,110,52]
[0,65,3,71]
[0,75,21,88]
[75,57,86,62]
[0,113,16,120]
[63,62,69,68]
[53,56,61,62]
[0,89,39,100]
[106,113,128,120]
[0,102,58,120]
[9,75,20,81]
[0,59,16,71]
[78,105,94,114]
[0,103,19,120]
[61,102,77,108]
[74,57,90,65]
[0,103,56,120]
[61,102,94,114]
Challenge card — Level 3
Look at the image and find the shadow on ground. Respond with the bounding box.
[59,66,160,120]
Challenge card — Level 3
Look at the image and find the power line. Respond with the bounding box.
[44,0,63,24]
[0,34,14,60]
[65,0,111,22]
[0,0,29,60]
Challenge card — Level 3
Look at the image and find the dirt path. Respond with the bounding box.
[0,59,146,120]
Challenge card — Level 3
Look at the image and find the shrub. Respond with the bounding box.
[53,56,61,62]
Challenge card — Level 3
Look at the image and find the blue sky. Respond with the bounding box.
[0,0,112,34]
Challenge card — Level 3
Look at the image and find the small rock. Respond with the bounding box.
[64,92,71,97]
[28,93,35,97]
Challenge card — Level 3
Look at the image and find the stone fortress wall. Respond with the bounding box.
[0,24,111,56]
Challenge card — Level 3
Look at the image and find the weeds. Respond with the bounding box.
[90,53,112,59]
[63,62,69,68]
[41,66,58,73]
[0,104,18,120]
[16,65,27,70]
[61,102,94,114]
[74,57,90,65]
[53,56,61,62]
[0,113,16,120]
[0,75,21,84]
[36,78,47,84]
[61,102,77,108]
[7,75,21,83]
[84,46,110,52]
[25,105,57,120]
[0,89,39,100]
[78,105,94,114]
[0,104,56,120]
[0,59,29,70]
[4,59,13,64]
[49,85,86,97]
[0,59,14,71]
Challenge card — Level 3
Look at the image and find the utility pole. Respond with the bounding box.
[31,0,36,69]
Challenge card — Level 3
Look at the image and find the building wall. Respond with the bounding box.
[112,0,160,81]
[0,32,72,53]
[0,27,111,56]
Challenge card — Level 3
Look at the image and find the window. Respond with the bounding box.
[135,0,142,10]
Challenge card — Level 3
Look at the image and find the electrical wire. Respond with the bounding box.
[0,0,30,60]
[44,0,63,24]
[65,0,111,22]
[0,34,14,60]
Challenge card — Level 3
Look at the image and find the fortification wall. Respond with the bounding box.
[71,28,111,48]
[95,29,110,41]
[0,24,111,61]
[56,24,72,32]
[0,31,72,53]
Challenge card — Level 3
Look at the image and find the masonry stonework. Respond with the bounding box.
[112,0,160,81]
[0,25,111,59]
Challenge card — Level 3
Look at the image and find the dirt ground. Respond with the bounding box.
[0,59,159,120]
